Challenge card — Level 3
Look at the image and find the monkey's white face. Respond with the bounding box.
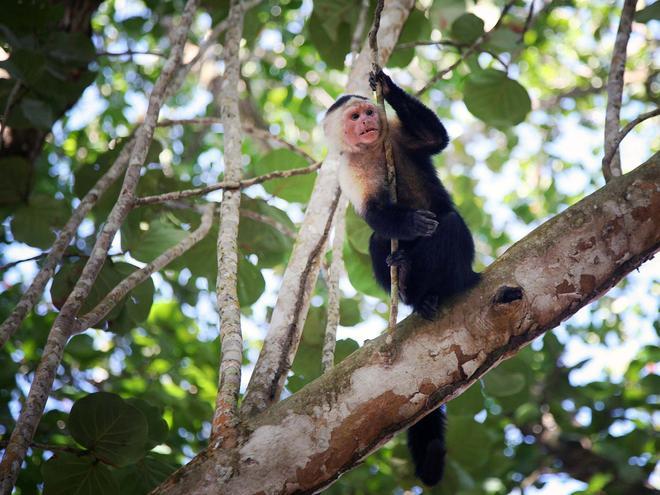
[342,102,381,147]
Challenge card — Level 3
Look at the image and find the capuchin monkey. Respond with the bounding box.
[322,70,480,486]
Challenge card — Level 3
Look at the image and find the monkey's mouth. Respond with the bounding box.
[360,128,378,136]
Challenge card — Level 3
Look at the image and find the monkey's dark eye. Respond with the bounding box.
[351,113,359,120]
[366,109,373,116]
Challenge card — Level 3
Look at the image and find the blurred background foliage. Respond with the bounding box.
[0,0,658,493]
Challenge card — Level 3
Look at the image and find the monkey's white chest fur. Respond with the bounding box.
[337,153,386,216]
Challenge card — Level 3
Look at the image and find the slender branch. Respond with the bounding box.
[134,161,322,206]
[601,107,659,173]
[211,0,245,447]
[0,3,198,491]
[0,253,47,271]
[0,80,21,151]
[97,49,165,58]
[0,137,135,349]
[240,209,296,239]
[603,0,638,182]
[520,0,536,43]
[416,0,517,96]
[0,440,84,455]
[369,0,399,333]
[351,0,371,54]
[322,196,348,372]
[76,204,214,331]
[394,39,462,50]
[241,0,417,418]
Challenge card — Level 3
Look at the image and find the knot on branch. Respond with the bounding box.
[492,286,523,304]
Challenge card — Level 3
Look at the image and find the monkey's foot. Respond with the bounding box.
[411,210,439,237]
[417,294,439,320]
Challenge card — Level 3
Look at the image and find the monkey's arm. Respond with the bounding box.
[370,71,448,154]
[364,200,438,240]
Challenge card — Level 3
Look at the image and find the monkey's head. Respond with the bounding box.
[323,95,383,153]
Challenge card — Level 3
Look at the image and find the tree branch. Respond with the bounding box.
[603,0,638,182]
[0,2,198,491]
[351,0,371,55]
[134,161,322,206]
[154,155,659,495]
[601,107,659,173]
[322,196,348,372]
[240,0,417,418]
[416,0,517,97]
[211,0,246,447]
[75,203,214,331]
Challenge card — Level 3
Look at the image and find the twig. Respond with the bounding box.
[240,209,296,238]
[416,0,517,96]
[0,253,46,271]
[211,0,245,448]
[134,161,322,206]
[601,107,659,173]
[97,49,165,58]
[322,196,348,372]
[0,2,198,491]
[0,137,135,349]
[351,0,371,54]
[0,80,22,151]
[0,440,84,455]
[520,0,536,43]
[394,39,462,50]
[603,0,638,182]
[76,204,215,331]
[369,0,399,333]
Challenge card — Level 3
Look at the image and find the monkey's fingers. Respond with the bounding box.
[386,250,409,267]
[412,209,439,236]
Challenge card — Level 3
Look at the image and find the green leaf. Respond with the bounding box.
[451,13,485,44]
[345,204,371,254]
[463,69,531,127]
[390,9,433,68]
[115,454,177,495]
[237,256,265,308]
[0,156,32,205]
[635,1,660,23]
[307,14,352,70]
[482,368,526,397]
[10,194,70,249]
[239,197,295,268]
[445,416,494,469]
[122,216,188,263]
[339,298,361,327]
[44,32,96,64]
[483,29,519,53]
[19,97,55,129]
[252,149,315,203]
[125,398,169,449]
[42,453,119,495]
[343,241,387,300]
[68,392,149,466]
[335,338,359,364]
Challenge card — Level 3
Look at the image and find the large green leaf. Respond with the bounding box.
[10,194,70,249]
[307,14,352,70]
[252,149,316,203]
[463,69,531,127]
[42,453,119,495]
[122,215,188,263]
[125,398,169,449]
[237,256,265,308]
[345,204,371,255]
[115,454,177,495]
[0,156,32,206]
[343,241,387,299]
[390,9,433,68]
[68,392,149,466]
[450,13,484,45]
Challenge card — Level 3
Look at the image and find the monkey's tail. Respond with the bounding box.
[407,406,446,486]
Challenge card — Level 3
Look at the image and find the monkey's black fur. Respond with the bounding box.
[366,72,479,486]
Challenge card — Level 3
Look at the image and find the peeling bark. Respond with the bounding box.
[153,156,659,495]
[241,0,416,418]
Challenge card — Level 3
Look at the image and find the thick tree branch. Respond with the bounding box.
[0,3,198,492]
[602,0,637,182]
[241,0,416,419]
[153,155,659,494]
[211,0,246,447]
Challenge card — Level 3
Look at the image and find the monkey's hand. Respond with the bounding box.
[386,250,409,268]
[410,209,438,237]
[369,69,392,95]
